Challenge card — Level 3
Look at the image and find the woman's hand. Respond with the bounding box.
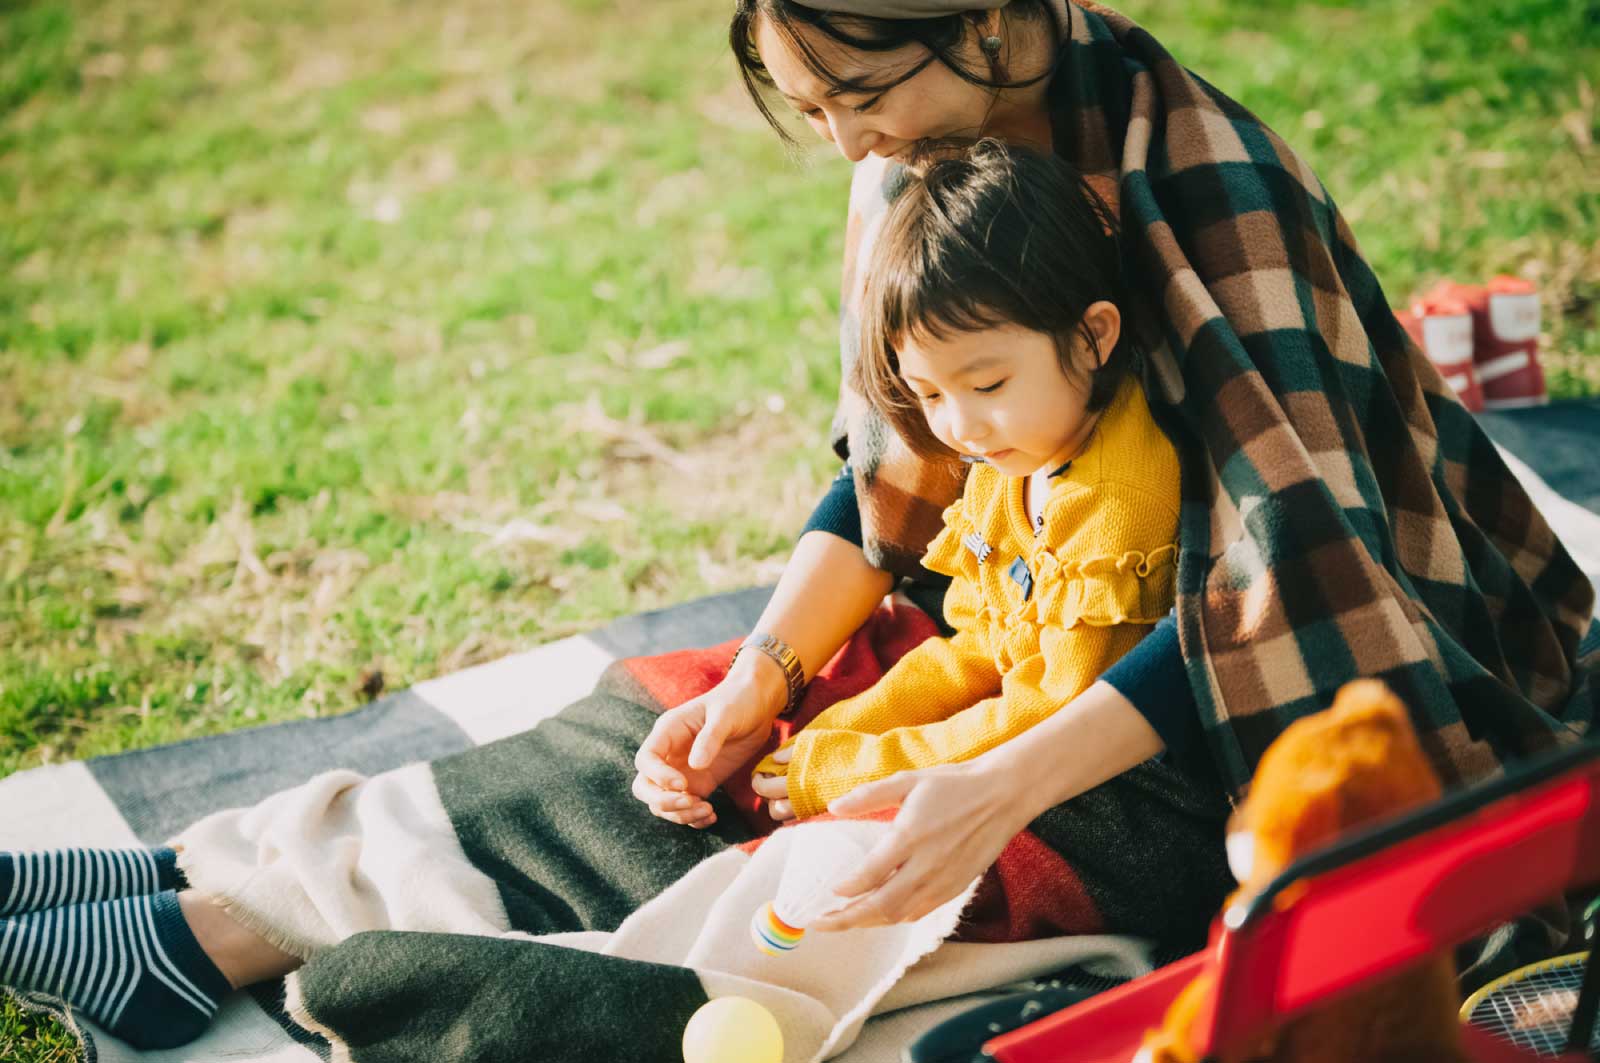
[631,532,895,828]
[805,680,1165,926]
[750,747,797,823]
[808,758,1033,930]
[632,654,786,829]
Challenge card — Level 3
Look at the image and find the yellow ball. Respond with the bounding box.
[682,996,784,1063]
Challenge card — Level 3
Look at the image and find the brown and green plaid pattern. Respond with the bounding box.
[832,0,1598,794]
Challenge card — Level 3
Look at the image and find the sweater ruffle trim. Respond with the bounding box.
[1033,542,1179,628]
[921,499,980,582]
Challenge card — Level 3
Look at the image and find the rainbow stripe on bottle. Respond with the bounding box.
[751,901,806,956]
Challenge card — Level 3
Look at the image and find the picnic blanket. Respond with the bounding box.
[173,593,1231,1063]
[3,403,1597,1062]
[6,594,1229,1063]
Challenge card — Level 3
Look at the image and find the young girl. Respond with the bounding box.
[754,139,1185,820]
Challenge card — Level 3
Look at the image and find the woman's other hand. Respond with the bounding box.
[750,747,796,823]
[808,758,1032,929]
[631,652,787,829]
[811,680,1166,927]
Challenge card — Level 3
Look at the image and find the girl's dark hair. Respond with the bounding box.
[856,138,1143,461]
[728,0,1058,146]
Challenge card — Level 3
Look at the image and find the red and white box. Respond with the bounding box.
[1399,294,1484,412]
[1464,275,1547,409]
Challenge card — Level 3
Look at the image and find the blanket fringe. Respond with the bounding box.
[818,874,986,1060]
[172,844,319,962]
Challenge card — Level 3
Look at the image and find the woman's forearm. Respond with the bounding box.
[986,678,1165,818]
[748,530,895,687]
[1100,613,1201,759]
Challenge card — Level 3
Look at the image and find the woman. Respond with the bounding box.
[3,1,1592,1058]
[633,0,1597,932]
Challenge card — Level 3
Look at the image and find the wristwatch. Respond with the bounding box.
[732,633,807,717]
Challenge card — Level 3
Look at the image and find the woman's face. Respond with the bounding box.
[753,16,999,163]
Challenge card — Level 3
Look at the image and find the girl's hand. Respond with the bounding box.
[750,747,796,822]
[632,654,785,829]
[808,758,1032,930]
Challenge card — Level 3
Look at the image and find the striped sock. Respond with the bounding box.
[0,890,229,1050]
[0,847,186,917]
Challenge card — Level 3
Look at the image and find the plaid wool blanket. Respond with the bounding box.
[836,0,1599,795]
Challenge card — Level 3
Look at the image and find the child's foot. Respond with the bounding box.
[0,890,229,1049]
[0,847,186,916]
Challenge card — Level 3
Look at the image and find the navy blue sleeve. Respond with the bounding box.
[799,466,863,547]
[1101,611,1201,761]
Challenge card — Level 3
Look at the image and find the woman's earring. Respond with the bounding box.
[981,34,1003,55]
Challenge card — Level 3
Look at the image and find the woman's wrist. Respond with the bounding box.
[727,648,789,719]
[734,633,807,715]
[972,741,1053,827]
[725,530,898,724]
[751,531,895,679]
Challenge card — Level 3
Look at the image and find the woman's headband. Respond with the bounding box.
[797,0,1007,16]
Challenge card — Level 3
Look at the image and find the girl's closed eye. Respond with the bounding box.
[975,380,1006,394]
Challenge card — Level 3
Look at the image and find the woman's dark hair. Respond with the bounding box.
[856,138,1143,461]
[728,0,1059,146]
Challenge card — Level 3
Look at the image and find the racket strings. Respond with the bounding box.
[1465,955,1596,1057]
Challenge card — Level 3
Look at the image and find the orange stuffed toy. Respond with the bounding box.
[1137,679,1471,1063]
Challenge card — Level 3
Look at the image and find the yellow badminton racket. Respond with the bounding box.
[1462,951,1599,1058]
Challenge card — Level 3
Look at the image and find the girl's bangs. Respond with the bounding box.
[902,299,1014,349]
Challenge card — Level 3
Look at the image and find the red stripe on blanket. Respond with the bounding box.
[955,830,1106,943]
[619,639,743,715]
[621,600,941,835]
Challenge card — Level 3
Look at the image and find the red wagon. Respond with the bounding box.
[916,738,1600,1063]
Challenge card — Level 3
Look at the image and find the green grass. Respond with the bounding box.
[0,0,1596,1052]
[0,993,81,1063]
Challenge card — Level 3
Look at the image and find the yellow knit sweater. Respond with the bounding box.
[756,376,1182,819]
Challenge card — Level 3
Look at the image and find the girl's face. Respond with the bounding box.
[897,305,1119,477]
[753,17,1002,163]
